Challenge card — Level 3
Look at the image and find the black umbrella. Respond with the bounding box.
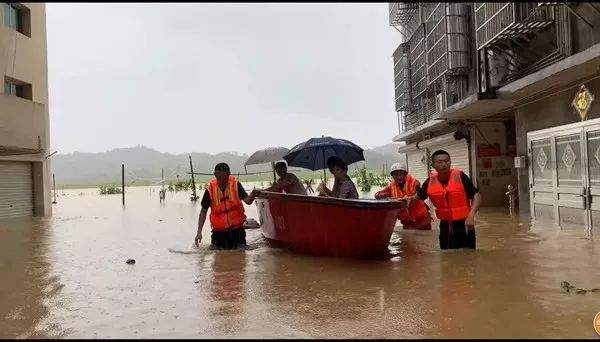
[283,136,365,179]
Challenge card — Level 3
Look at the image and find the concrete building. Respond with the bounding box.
[0,3,51,219]
[389,3,600,229]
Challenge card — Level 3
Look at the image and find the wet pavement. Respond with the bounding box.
[1,185,600,338]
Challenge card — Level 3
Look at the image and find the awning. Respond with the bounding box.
[0,145,43,156]
[432,42,600,121]
[432,93,516,121]
[498,43,600,103]
[392,119,446,143]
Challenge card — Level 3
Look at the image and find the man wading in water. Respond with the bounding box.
[194,163,258,250]
[417,150,482,250]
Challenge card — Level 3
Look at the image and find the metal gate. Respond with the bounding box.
[528,118,600,230]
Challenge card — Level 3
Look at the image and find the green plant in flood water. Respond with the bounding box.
[99,185,122,195]
[168,179,193,192]
[351,165,388,192]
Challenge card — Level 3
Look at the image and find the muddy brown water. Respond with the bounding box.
[1,185,600,338]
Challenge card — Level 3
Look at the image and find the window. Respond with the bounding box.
[2,3,30,37]
[4,81,16,95]
[4,77,32,100]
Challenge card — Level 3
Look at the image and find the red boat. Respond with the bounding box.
[255,191,404,258]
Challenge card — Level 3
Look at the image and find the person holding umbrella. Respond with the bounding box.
[282,136,365,200]
[260,161,307,195]
[317,156,359,199]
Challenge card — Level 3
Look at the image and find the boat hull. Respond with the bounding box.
[255,192,403,258]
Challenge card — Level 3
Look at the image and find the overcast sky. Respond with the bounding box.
[47,3,402,155]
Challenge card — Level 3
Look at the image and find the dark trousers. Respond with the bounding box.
[211,227,246,250]
[439,220,476,250]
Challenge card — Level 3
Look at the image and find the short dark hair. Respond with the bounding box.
[214,162,230,173]
[431,150,450,161]
[274,161,287,169]
[326,156,348,172]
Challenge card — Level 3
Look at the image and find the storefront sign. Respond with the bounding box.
[572,84,594,121]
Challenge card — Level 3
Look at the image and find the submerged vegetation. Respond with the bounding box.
[99,185,123,195]
[350,165,389,192]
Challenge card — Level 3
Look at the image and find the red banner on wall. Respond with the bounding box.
[477,143,502,158]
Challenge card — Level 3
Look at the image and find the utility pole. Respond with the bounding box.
[161,168,165,192]
[189,156,198,201]
[122,164,125,206]
[52,173,57,204]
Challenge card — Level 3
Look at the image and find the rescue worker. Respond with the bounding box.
[194,163,259,250]
[417,150,482,250]
[374,162,432,230]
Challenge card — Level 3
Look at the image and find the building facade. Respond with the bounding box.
[389,3,600,228]
[0,3,51,219]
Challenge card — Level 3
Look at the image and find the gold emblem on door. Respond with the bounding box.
[572,84,594,121]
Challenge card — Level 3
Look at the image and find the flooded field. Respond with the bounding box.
[1,185,600,338]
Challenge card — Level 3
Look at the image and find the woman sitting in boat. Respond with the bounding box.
[374,162,432,230]
[317,156,359,199]
[261,161,307,195]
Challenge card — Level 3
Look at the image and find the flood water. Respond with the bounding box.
[1,184,600,338]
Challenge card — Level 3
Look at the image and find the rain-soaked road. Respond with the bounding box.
[1,185,600,338]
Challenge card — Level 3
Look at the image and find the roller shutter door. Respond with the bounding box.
[0,161,33,219]
[406,149,429,184]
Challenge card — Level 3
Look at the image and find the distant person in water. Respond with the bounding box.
[194,163,259,250]
[317,156,359,199]
[260,161,307,195]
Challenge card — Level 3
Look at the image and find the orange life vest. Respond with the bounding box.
[208,176,246,231]
[427,169,471,221]
[389,176,429,223]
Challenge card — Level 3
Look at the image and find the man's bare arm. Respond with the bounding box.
[465,193,482,228]
[195,208,208,247]
[242,190,259,205]
[469,192,482,215]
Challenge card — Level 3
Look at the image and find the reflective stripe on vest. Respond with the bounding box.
[427,168,471,221]
[208,175,246,231]
[388,175,429,223]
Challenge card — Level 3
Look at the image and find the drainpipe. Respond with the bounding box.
[466,128,473,179]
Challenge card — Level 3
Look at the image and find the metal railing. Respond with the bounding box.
[505,184,519,215]
[474,2,554,50]
[389,2,420,29]
[409,24,428,98]
[425,3,471,85]
[393,42,412,111]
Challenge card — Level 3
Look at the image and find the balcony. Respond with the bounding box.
[389,2,419,28]
[425,3,471,85]
[409,24,428,98]
[393,42,411,111]
[0,93,47,154]
[475,2,554,51]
